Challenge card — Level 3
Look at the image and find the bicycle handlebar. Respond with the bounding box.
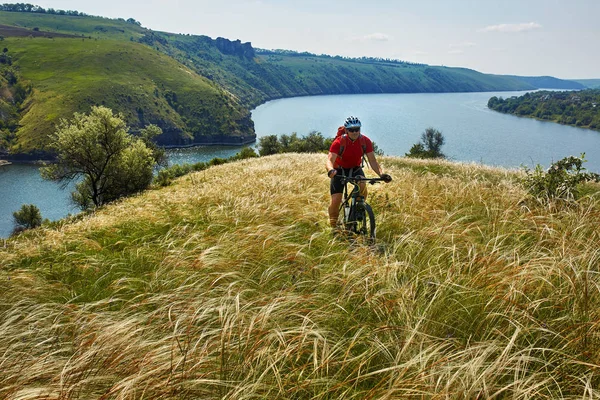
[339,176,387,185]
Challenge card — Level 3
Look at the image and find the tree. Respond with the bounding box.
[13,204,42,231]
[139,124,167,168]
[258,135,281,156]
[406,127,446,159]
[405,142,427,158]
[41,106,161,210]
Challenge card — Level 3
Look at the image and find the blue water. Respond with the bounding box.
[0,164,79,237]
[251,91,600,171]
[0,147,247,238]
[2,90,600,238]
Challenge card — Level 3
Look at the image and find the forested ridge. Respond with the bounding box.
[488,89,600,131]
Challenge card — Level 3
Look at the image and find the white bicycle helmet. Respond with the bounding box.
[343,116,361,129]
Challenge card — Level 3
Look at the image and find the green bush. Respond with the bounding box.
[406,127,445,159]
[258,135,281,156]
[522,154,600,202]
[154,169,174,187]
[208,157,227,166]
[13,204,42,231]
[258,131,332,155]
[232,147,258,160]
[154,163,197,187]
[191,161,208,171]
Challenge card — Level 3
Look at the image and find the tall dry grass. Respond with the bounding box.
[1,153,600,399]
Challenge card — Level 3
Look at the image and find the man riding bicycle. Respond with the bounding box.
[326,116,391,229]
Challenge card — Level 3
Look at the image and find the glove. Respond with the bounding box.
[328,169,337,178]
[380,173,392,183]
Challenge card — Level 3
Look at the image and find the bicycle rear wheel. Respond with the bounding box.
[356,203,376,240]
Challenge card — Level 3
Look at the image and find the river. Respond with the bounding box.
[2,90,600,238]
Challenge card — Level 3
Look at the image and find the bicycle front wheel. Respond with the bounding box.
[356,203,376,240]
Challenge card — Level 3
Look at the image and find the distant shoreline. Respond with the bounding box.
[160,137,256,149]
[0,136,257,164]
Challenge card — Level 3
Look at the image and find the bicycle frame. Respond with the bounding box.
[337,175,384,239]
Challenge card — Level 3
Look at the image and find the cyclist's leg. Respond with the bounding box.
[355,167,368,200]
[359,181,368,199]
[329,169,345,228]
[329,193,343,227]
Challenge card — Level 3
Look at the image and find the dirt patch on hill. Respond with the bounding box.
[0,25,81,38]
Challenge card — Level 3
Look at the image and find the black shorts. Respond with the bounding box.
[330,167,365,195]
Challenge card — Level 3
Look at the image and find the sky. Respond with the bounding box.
[32,0,600,79]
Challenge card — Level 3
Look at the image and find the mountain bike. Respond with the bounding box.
[338,175,386,241]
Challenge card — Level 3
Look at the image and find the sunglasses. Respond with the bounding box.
[347,128,360,133]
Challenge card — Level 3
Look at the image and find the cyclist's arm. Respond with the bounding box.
[365,152,383,176]
[326,152,338,172]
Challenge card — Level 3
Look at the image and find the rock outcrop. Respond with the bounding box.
[215,37,255,59]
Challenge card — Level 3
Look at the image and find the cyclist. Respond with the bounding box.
[325,116,391,229]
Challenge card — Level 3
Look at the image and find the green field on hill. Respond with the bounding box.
[4,36,251,153]
[2,154,600,398]
[0,10,145,40]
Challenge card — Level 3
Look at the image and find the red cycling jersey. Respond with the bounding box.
[329,134,374,169]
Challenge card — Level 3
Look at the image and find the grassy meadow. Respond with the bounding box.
[1,153,600,398]
[0,11,146,40]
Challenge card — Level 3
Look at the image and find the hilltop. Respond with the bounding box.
[0,8,587,157]
[2,153,600,398]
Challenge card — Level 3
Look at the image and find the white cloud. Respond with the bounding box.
[363,33,391,42]
[448,49,464,55]
[481,22,542,33]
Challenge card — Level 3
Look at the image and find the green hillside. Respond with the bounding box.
[506,75,587,90]
[2,36,253,154]
[153,35,539,108]
[0,10,540,107]
[0,10,146,40]
[2,153,600,397]
[258,53,535,97]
